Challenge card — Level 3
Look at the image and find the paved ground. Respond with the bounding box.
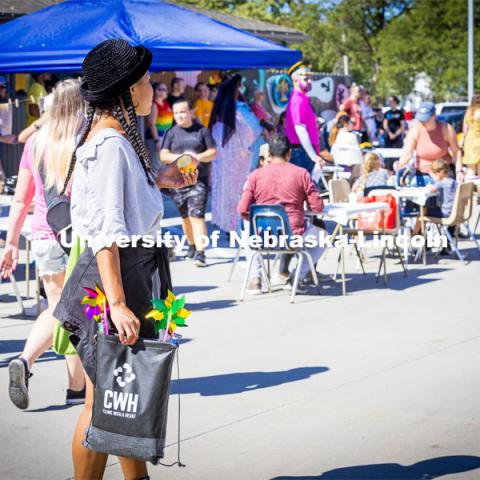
[1,202,480,480]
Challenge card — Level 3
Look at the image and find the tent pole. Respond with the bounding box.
[468,0,474,102]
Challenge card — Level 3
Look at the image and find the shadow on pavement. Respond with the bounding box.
[0,308,35,321]
[28,403,79,413]
[187,299,236,310]
[319,267,449,296]
[171,366,329,396]
[171,285,218,295]
[0,262,35,283]
[270,455,480,479]
[0,343,62,368]
[0,339,26,355]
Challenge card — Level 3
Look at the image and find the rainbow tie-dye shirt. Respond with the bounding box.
[154,99,173,137]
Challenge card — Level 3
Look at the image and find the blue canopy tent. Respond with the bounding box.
[0,0,301,73]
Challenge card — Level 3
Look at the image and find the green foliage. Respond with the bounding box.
[320,0,413,91]
[176,0,330,72]
[174,0,479,100]
[377,0,480,100]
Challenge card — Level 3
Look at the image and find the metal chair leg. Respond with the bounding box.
[228,246,243,282]
[403,227,412,266]
[394,242,408,276]
[376,247,386,283]
[258,254,272,293]
[9,274,24,315]
[333,249,341,281]
[25,238,30,298]
[433,224,444,260]
[413,246,422,263]
[474,210,480,234]
[290,254,304,303]
[353,243,366,274]
[383,244,387,285]
[239,251,257,301]
[318,172,329,191]
[444,226,467,264]
[303,250,321,295]
[466,225,480,253]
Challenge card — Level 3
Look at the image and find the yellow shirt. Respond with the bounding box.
[464,113,480,165]
[194,98,213,128]
[26,82,47,126]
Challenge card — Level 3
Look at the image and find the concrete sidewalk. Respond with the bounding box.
[1,225,479,479]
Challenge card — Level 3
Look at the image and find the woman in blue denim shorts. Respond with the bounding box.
[1,79,86,410]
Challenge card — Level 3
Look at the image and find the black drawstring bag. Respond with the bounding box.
[38,164,72,254]
[85,334,179,465]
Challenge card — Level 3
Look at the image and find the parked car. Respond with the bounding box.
[438,111,464,133]
[435,102,468,116]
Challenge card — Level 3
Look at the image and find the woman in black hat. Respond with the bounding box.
[53,39,197,479]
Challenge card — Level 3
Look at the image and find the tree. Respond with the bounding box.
[175,0,331,72]
[175,0,479,101]
[377,0,480,100]
[321,0,413,90]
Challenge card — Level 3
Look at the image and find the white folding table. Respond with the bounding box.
[396,187,437,265]
[320,202,389,295]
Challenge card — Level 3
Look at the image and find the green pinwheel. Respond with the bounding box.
[146,290,191,336]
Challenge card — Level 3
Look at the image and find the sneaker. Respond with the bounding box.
[185,244,196,260]
[193,251,206,267]
[66,386,86,405]
[8,357,32,410]
[272,272,289,285]
[440,247,452,256]
[283,277,307,294]
[245,276,262,295]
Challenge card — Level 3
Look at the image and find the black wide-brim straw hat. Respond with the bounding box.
[80,39,152,102]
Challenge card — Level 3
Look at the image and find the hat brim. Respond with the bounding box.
[291,68,313,78]
[80,45,152,103]
[417,111,434,122]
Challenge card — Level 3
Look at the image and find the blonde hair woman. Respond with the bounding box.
[1,79,86,410]
[462,93,480,179]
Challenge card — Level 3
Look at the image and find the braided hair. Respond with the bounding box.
[61,103,95,195]
[61,90,155,195]
[114,90,154,185]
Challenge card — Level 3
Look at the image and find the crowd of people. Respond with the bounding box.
[0,38,480,478]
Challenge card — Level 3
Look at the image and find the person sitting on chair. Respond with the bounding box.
[412,159,457,254]
[352,152,389,196]
[238,134,326,294]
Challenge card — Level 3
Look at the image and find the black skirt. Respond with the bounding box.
[53,245,172,383]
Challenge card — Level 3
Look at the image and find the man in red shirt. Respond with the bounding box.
[340,84,364,134]
[238,135,326,293]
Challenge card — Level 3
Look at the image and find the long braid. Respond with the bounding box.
[112,92,155,186]
[60,103,95,195]
[123,92,152,169]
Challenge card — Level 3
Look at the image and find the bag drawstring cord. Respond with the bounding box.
[159,346,185,468]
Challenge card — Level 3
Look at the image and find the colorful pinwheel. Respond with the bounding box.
[81,283,110,335]
[146,290,191,340]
